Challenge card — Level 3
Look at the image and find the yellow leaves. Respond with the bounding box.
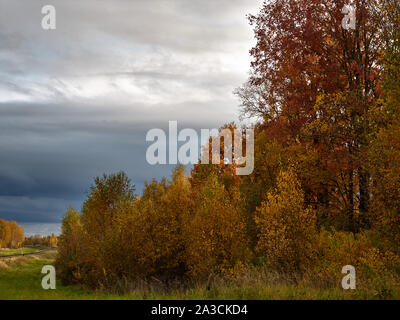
[111,165,193,279]
[0,219,24,249]
[256,167,317,273]
[185,175,249,280]
[55,208,84,285]
[54,115,400,290]
[313,228,400,286]
[368,120,400,254]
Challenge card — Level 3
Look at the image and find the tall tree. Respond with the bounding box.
[237,0,396,230]
[368,1,400,253]
[0,220,11,248]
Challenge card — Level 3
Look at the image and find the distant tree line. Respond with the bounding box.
[24,234,58,247]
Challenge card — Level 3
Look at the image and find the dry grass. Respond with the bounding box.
[0,250,57,269]
[0,260,9,269]
[0,256,29,269]
[91,264,400,300]
[1,251,399,299]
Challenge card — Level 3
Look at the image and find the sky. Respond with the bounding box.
[0,0,261,226]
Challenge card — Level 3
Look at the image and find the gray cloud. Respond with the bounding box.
[0,0,259,225]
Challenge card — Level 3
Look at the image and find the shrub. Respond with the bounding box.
[312,228,400,288]
[127,165,193,280]
[185,175,249,280]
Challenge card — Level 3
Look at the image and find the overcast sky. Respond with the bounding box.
[0,0,261,224]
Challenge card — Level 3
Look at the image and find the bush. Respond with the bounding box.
[311,228,400,288]
[126,165,193,280]
[185,175,249,280]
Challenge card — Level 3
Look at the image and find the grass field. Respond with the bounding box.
[0,247,41,257]
[0,251,399,300]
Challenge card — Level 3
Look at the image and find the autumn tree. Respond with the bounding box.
[56,208,83,285]
[0,220,24,249]
[7,221,24,248]
[256,167,317,273]
[381,0,400,121]
[79,172,136,288]
[190,123,242,196]
[236,0,397,231]
[127,165,193,280]
[49,233,58,247]
[368,4,400,254]
[14,224,24,248]
[190,124,257,247]
[368,121,400,255]
[0,220,11,248]
[186,174,249,279]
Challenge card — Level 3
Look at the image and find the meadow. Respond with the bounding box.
[0,247,49,257]
[1,251,399,300]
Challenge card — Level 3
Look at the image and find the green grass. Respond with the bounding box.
[0,247,40,256]
[1,253,399,300]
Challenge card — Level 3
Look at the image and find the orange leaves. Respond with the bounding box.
[237,0,392,229]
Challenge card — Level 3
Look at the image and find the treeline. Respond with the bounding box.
[56,0,400,291]
[24,234,58,247]
[0,220,24,249]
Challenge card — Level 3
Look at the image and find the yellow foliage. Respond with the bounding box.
[55,207,83,285]
[0,219,24,249]
[185,175,249,280]
[368,120,400,254]
[256,167,317,273]
[312,229,400,286]
[127,165,193,279]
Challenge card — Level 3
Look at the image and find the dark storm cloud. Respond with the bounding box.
[0,0,260,224]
